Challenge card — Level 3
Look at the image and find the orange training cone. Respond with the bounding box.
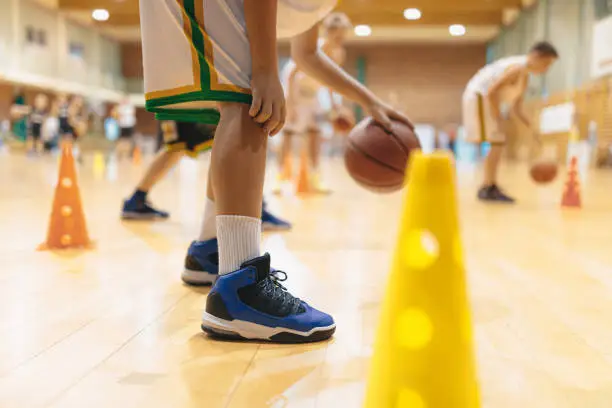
[561,156,581,208]
[39,141,92,250]
[133,145,142,165]
[295,145,311,195]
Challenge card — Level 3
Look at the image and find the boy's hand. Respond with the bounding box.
[366,100,414,132]
[249,73,286,136]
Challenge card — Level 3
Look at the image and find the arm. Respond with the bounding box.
[244,0,285,135]
[512,78,531,127]
[486,66,522,123]
[291,25,412,130]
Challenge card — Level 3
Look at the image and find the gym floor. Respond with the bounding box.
[1,152,612,408]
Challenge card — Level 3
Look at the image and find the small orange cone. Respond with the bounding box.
[133,145,142,165]
[561,156,581,208]
[39,141,92,250]
[295,145,311,195]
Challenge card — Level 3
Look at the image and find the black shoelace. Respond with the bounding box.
[256,270,303,315]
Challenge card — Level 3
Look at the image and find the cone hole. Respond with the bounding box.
[396,308,433,350]
[61,178,73,188]
[402,229,439,269]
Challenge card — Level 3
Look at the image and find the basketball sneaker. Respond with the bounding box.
[201,253,335,343]
[121,196,170,220]
[182,239,219,285]
[262,202,292,231]
[477,184,516,203]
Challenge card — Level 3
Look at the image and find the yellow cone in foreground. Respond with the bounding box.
[364,151,480,408]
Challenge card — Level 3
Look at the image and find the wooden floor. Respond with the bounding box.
[1,149,612,408]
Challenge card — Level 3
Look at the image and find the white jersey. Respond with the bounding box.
[278,0,337,39]
[465,55,528,97]
[141,0,338,123]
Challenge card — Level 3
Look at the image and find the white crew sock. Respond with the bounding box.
[198,198,217,242]
[217,215,261,275]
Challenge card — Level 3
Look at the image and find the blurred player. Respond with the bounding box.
[463,41,558,203]
[27,94,49,154]
[116,96,136,159]
[275,12,352,194]
[140,0,410,342]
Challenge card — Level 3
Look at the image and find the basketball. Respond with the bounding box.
[333,115,354,133]
[344,118,421,193]
[530,160,558,184]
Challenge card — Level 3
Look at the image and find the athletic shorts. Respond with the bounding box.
[59,118,73,136]
[462,93,505,144]
[30,123,42,140]
[120,126,134,138]
[285,98,322,134]
[162,121,216,157]
[141,0,253,124]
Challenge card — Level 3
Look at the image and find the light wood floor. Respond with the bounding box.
[1,150,612,408]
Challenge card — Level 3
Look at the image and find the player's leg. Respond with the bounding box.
[183,169,220,285]
[122,149,183,219]
[476,95,515,203]
[201,102,334,343]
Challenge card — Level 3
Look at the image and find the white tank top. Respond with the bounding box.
[277,0,338,39]
[466,55,528,98]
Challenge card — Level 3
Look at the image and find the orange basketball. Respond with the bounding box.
[333,115,354,133]
[344,118,421,193]
[530,160,558,184]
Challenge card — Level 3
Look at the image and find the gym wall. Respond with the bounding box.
[0,0,124,118]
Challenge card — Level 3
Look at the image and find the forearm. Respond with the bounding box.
[294,50,376,108]
[244,0,278,76]
[486,93,502,121]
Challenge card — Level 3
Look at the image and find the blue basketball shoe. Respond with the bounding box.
[121,193,170,220]
[261,202,292,231]
[182,239,219,285]
[201,253,335,343]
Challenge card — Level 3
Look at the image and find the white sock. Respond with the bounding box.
[198,198,217,242]
[217,215,261,275]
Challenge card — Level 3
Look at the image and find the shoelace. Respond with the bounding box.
[257,269,302,313]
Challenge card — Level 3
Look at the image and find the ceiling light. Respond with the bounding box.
[354,25,372,37]
[403,8,422,20]
[449,24,466,37]
[92,9,110,22]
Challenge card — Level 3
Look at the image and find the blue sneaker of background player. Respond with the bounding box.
[201,253,335,343]
[121,190,170,220]
[261,201,292,231]
[182,238,218,285]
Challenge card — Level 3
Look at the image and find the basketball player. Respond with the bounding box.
[140,0,411,342]
[27,94,49,154]
[116,96,137,159]
[276,12,352,194]
[463,41,558,203]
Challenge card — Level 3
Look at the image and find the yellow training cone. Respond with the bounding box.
[364,150,480,408]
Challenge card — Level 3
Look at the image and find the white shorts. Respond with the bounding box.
[140,0,334,125]
[285,97,322,134]
[462,93,505,144]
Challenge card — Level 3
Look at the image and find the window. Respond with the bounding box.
[69,42,85,59]
[25,26,36,44]
[25,26,47,47]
